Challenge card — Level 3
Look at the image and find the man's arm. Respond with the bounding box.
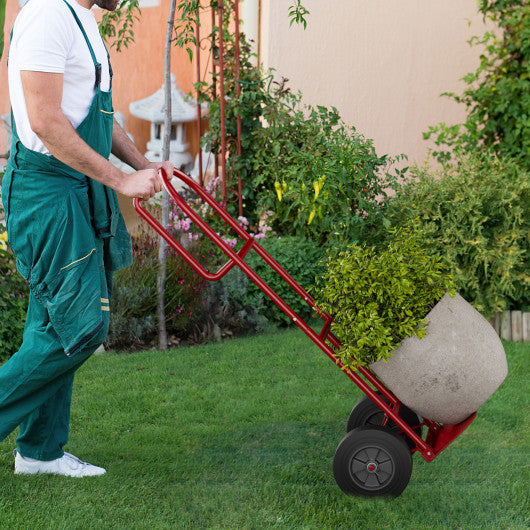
[21,70,164,199]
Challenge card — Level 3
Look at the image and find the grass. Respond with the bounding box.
[0,328,528,529]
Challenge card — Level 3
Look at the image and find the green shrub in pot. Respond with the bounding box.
[315,225,455,370]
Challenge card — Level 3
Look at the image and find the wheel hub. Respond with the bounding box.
[349,445,395,490]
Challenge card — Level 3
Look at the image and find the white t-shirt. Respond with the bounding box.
[8,0,111,154]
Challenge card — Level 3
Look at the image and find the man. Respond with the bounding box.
[0,0,173,477]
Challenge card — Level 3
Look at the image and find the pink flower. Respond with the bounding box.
[237,216,249,227]
[219,234,237,248]
[221,237,237,248]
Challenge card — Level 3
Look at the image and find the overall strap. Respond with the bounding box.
[61,0,112,89]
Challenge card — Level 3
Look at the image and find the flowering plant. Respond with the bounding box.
[164,177,274,261]
[106,227,211,350]
[0,229,7,251]
[255,96,407,246]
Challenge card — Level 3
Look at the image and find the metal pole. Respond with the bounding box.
[217,0,228,206]
[233,0,243,217]
[195,4,203,187]
[211,5,219,182]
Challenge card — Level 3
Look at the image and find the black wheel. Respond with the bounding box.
[347,393,423,449]
[333,426,413,497]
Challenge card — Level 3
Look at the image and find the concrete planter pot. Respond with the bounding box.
[370,293,508,424]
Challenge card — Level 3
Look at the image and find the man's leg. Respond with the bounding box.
[0,291,106,456]
[16,372,74,461]
[1,233,110,476]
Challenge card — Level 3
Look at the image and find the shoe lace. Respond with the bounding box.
[63,452,89,469]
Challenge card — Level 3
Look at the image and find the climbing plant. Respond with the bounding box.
[424,0,530,168]
[174,0,309,58]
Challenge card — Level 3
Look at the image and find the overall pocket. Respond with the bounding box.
[43,245,105,356]
[25,187,106,356]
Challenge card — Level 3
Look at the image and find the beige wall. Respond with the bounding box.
[260,0,489,164]
[1,1,490,168]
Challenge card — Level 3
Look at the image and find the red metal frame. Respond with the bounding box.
[134,168,477,463]
[193,0,243,212]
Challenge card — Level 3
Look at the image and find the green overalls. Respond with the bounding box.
[0,1,132,461]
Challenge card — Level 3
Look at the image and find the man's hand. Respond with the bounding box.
[111,121,175,182]
[110,121,175,197]
[117,161,173,199]
[143,160,174,181]
[116,168,164,199]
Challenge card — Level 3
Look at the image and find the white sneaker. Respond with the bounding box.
[14,450,106,477]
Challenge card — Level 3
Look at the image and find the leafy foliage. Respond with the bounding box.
[250,90,406,246]
[201,33,275,226]
[174,0,201,63]
[379,150,529,317]
[174,0,403,246]
[0,0,6,60]
[244,236,326,325]
[0,226,29,361]
[315,225,455,370]
[172,1,402,247]
[288,0,310,29]
[99,0,141,51]
[424,1,530,168]
[207,266,268,334]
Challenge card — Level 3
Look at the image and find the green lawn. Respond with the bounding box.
[0,328,528,529]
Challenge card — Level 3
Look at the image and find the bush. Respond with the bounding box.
[199,236,324,331]
[315,225,455,370]
[159,196,325,330]
[244,236,326,325]
[0,226,29,361]
[202,34,405,246]
[251,94,406,246]
[106,230,210,350]
[206,266,268,335]
[380,151,529,317]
